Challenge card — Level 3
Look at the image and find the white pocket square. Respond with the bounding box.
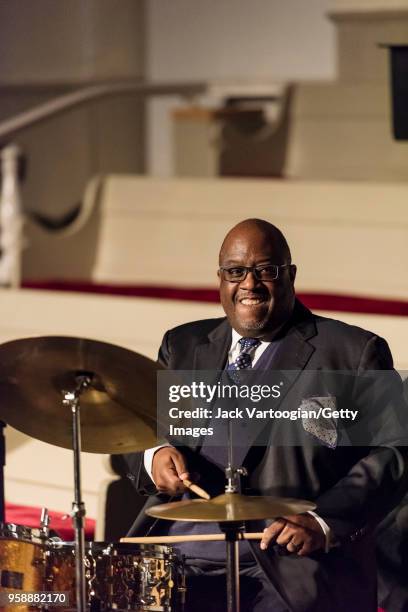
[300,396,338,449]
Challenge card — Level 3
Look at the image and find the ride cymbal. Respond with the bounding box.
[0,336,160,453]
[146,493,316,522]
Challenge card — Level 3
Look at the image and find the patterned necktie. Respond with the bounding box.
[228,337,261,374]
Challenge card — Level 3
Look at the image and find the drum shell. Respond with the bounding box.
[0,523,46,612]
[45,541,181,611]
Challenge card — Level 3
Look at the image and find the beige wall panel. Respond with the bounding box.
[330,8,408,82]
[333,0,408,9]
[286,81,408,181]
[287,119,408,180]
[94,214,407,297]
[173,118,220,177]
[290,82,389,117]
[85,177,408,299]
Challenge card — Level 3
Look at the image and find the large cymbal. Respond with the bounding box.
[0,336,160,453]
[146,493,316,522]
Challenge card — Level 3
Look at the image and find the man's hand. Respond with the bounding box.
[260,514,326,556]
[152,447,190,495]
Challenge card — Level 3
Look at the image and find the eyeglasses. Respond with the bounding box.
[218,264,292,282]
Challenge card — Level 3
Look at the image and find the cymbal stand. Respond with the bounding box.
[62,372,92,612]
[219,420,248,612]
[0,419,5,522]
[39,507,50,538]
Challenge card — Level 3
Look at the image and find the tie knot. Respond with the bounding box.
[238,337,261,353]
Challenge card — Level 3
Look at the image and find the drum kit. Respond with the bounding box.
[0,336,314,612]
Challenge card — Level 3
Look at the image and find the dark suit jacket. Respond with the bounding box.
[125,300,408,612]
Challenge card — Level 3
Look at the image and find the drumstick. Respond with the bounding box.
[182,478,211,500]
[120,533,263,544]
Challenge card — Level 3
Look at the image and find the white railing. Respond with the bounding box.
[0,145,23,288]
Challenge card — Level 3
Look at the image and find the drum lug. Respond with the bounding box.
[33,557,45,567]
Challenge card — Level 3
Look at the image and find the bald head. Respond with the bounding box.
[219,219,292,266]
[218,218,296,339]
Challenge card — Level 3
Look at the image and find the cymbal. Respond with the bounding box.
[146,493,316,522]
[0,336,160,453]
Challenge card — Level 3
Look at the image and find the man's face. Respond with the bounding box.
[218,226,296,338]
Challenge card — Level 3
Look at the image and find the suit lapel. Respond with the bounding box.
[193,318,231,371]
[271,300,317,371]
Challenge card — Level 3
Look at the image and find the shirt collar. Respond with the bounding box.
[231,328,270,350]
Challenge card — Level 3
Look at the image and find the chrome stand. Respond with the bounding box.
[220,421,248,612]
[0,420,5,522]
[220,520,245,612]
[40,507,50,538]
[63,373,92,612]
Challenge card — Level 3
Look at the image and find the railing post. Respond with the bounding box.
[0,143,24,288]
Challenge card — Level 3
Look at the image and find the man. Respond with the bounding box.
[125,218,408,611]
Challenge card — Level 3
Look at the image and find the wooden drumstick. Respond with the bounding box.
[182,478,211,500]
[121,533,263,544]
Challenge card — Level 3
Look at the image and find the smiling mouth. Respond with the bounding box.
[238,295,268,306]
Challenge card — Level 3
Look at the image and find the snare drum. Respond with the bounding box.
[0,523,46,611]
[46,541,184,611]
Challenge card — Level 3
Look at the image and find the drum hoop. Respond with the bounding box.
[0,521,43,544]
[103,543,177,560]
[47,540,177,559]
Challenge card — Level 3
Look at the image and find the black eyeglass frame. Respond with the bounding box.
[218,263,293,282]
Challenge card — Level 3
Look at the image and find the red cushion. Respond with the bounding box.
[22,280,408,317]
[5,502,95,541]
